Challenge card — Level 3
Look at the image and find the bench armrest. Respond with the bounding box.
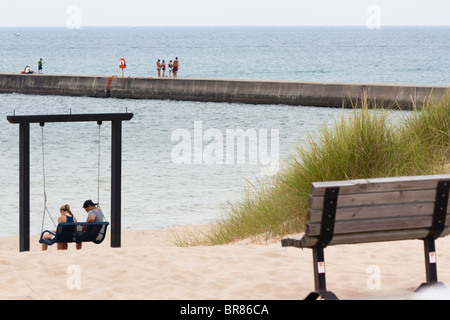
[281,236,304,248]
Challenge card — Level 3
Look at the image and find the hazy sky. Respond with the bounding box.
[0,0,449,27]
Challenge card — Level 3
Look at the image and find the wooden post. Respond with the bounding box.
[19,123,30,252]
[111,120,122,248]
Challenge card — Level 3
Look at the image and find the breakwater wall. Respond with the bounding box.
[0,73,448,109]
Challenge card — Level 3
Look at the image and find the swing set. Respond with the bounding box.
[7,112,133,252]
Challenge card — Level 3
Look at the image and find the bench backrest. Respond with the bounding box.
[302,174,450,248]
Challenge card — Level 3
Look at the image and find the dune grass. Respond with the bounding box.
[174,95,450,246]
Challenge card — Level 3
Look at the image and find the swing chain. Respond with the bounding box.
[96,122,106,222]
[97,121,102,208]
[40,124,56,232]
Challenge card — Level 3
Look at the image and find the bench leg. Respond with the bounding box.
[305,246,338,300]
[415,238,447,292]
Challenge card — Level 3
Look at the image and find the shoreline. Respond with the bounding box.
[1,224,450,300]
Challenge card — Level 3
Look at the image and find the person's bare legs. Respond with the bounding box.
[41,232,54,251]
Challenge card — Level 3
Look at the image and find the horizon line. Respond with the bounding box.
[2,24,450,28]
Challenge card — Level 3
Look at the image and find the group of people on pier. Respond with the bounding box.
[156,57,179,78]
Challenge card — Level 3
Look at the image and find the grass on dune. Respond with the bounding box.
[174,95,450,246]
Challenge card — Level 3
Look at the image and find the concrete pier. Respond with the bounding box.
[0,73,448,109]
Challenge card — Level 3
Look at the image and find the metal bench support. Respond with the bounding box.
[416,180,450,292]
[305,245,338,300]
[415,238,447,292]
[305,187,339,300]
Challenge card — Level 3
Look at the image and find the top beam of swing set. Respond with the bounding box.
[7,112,133,124]
[7,112,134,252]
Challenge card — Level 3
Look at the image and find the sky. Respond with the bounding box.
[0,0,449,27]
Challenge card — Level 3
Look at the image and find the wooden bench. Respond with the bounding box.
[281,174,450,300]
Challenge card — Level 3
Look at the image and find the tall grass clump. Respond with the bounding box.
[398,96,450,174]
[175,96,450,246]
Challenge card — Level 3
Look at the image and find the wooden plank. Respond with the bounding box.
[296,227,450,248]
[310,175,450,196]
[7,113,134,124]
[307,202,450,223]
[309,189,438,209]
[305,214,450,236]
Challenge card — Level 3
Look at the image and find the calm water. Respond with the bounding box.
[1,26,449,83]
[0,27,448,236]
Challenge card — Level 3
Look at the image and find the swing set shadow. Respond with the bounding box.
[7,112,134,252]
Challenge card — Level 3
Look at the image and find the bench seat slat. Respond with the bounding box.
[307,202,450,223]
[306,214,450,236]
[282,226,450,248]
[309,189,437,209]
[309,174,450,196]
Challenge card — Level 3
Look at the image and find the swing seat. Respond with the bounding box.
[39,222,109,246]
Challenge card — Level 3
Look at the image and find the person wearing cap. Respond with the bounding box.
[83,199,105,223]
[76,200,105,248]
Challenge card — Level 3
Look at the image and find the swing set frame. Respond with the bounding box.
[7,112,133,252]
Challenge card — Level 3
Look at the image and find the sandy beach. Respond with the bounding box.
[1,224,450,300]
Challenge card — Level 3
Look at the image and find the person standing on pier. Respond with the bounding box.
[162,60,166,77]
[156,59,161,77]
[38,58,44,74]
[173,57,179,78]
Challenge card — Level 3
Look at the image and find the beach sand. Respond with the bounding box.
[1,224,450,300]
